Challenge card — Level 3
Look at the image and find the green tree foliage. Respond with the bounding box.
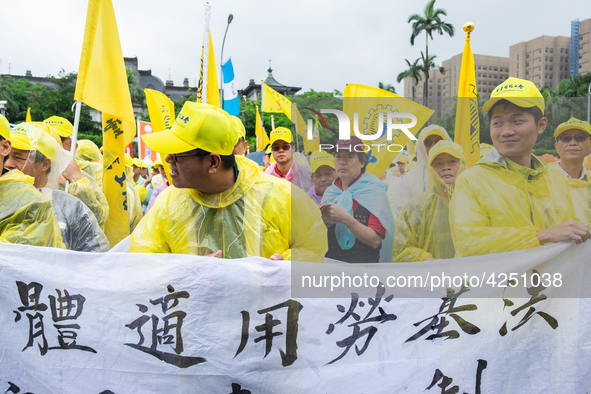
[0,71,99,136]
[397,58,423,101]
[408,0,454,105]
[378,83,396,94]
[126,67,145,107]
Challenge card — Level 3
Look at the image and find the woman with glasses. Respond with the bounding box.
[390,125,451,221]
[550,118,591,224]
[265,127,312,192]
[321,137,395,263]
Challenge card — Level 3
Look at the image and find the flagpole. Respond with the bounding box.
[220,14,234,108]
[294,105,300,152]
[202,3,211,104]
[136,116,141,159]
[271,115,275,130]
[260,79,264,130]
[65,99,82,194]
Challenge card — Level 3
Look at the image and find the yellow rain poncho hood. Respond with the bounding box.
[450,149,577,257]
[131,156,327,262]
[76,140,102,163]
[393,141,466,262]
[391,125,451,220]
[0,170,64,248]
[550,165,591,225]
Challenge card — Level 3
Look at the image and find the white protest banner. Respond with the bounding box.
[1,241,590,393]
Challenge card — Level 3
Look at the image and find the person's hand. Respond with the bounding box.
[270,253,285,261]
[143,177,152,188]
[60,160,84,183]
[206,250,222,258]
[321,202,351,224]
[537,220,591,245]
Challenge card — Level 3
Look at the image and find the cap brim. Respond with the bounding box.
[142,129,196,154]
[312,161,335,173]
[483,97,538,114]
[271,136,292,145]
[554,125,591,139]
[425,129,447,140]
[429,147,463,165]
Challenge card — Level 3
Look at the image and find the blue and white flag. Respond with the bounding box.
[222,58,240,115]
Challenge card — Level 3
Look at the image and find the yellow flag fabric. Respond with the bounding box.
[144,88,174,179]
[196,33,220,108]
[343,84,434,178]
[26,108,31,122]
[302,116,321,154]
[75,0,133,247]
[454,36,480,168]
[263,84,291,117]
[255,107,270,151]
[407,140,415,157]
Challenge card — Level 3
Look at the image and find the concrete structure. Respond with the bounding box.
[242,66,301,100]
[575,18,591,76]
[509,36,571,90]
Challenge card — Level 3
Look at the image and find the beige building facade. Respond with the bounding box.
[577,18,590,75]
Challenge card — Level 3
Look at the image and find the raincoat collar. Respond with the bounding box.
[189,155,260,209]
[479,149,548,180]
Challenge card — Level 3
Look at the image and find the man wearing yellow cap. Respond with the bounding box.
[43,116,74,151]
[232,116,249,155]
[450,77,589,257]
[6,124,108,251]
[396,154,409,177]
[550,118,591,224]
[130,102,327,262]
[308,150,336,204]
[122,154,143,232]
[265,127,313,192]
[0,117,64,247]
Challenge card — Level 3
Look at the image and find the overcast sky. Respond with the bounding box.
[1,0,589,96]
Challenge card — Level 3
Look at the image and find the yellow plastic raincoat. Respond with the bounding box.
[450,150,577,257]
[549,165,591,225]
[76,140,103,186]
[393,141,466,262]
[131,156,327,262]
[125,167,143,232]
[0,170,64,248]
[63,172,109,228]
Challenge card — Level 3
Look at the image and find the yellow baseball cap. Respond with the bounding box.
[124,153,133,168]
[232,116,246,139]
[29,122,64,148]
[76,140,102,163]
[422,125,447,141]
[0,114,10,140]
[142,102,239,156]
[428,140,464,165]
[310,151,335,173]
[132,158,147,169]
[10,123,59,160]
[153,157,163,169]
[43,116,74,138]
[553,117,591,140]
[396,154,409,164]
[270,127,292,145]
[483,77,545,115]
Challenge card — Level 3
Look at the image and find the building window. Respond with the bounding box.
[545,65,548,70]
[526,62,530,67]
[545,48,548,53]
[550,57,553,62]
[549,74,553,79]
[483,66,488,70]
[526,70,529,75]
[494,67,498,71]
[550,48,553,53]
[478,65,482,69]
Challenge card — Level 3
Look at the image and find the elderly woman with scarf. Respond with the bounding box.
[321,137,395,263]
[392,140,466,262]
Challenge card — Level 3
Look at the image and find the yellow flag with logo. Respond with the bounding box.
[343,84,433,177]
[263,84,292,117]
[144,88,174,178]
[454,26,480,168]
[26,108,32,122]
[196,32,220,108]
[74,0,135,247]
[255,106,270,151]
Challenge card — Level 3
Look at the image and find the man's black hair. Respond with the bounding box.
[30,150,52,175]
[487,99,543,126]
[195,148,236,171]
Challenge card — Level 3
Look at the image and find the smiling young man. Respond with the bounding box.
[265,127,312,192]
[130,102,327,262]
[550,118,591,224]
[449,77,589,257]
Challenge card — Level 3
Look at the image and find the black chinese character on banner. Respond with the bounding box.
[325,283,397,365]
[13,281,96,355]
[229,383,251,394]
[125,285,205,368]
[499,270,558,336]
[103,118,123,139]
[426,359,487,394]
[234,299,302,367]
[406,285,480,342]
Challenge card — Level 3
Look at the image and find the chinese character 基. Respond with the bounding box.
[406,285,480,342]
[326,283,397,365]
[13,281,96,355]
[234,299,303,367]
[125,285,205,368]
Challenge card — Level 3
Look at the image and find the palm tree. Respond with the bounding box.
[397,58,422,102]
[378,82,396,94]
[408,0,454,106]
[126,67,145,107]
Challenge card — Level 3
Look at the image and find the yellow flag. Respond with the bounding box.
[263,84,292,118]
[75,0,134,246]
[343,84,433,178]
[144,88,174,179]
[196,32,220,108]
[255,106,270,151]
[454,25,480,168]
[407,141,415,157]
[26,108,31,122]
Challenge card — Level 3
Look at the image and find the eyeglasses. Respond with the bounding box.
[271,144,292,152]
[557,134,591,143]
[171,151,208,162]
